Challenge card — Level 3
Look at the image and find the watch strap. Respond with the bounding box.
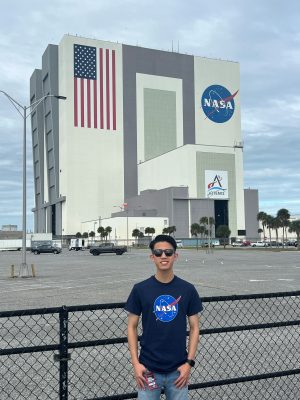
[186,359,195,367]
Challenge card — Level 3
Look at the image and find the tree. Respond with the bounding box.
[199,226,206,245]
[257,211,268,239]
[258,228,263,239]
[105,226,112,240]
[191,223,201,250]
[82,232,88,238]
[102,231,108,241]
[199,217,208,242]
[265,214,274,243]
[97,226,105,240]
[145,227,155,237]
[277,208,290,243]
[208,217,215,248]
[168,226,176,236]
[216,225,231,248]
[89,231,95,241]
[272,217,281,245]
[75,232,82,238]
[288,220,300,250]
[132,229,140,239]
[162,226,176,236]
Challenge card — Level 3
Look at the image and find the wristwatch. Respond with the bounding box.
[186,359,195,367]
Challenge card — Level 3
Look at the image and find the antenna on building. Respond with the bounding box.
[234,140,244,150]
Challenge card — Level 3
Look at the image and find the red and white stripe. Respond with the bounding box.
[74,48,117,130]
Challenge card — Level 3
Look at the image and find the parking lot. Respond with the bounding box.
[0,247,299,311]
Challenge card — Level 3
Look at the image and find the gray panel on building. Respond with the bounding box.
[122,45,195,199]
[244,189,259,240]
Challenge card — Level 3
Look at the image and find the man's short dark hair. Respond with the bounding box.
[149,235,177,251]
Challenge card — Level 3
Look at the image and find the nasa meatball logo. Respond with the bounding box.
[153,295,181,322]
[201,85,239,123]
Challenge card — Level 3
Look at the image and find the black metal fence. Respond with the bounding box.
[1,291,299,399]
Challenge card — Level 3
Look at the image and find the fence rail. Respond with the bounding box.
[1,291,299,399]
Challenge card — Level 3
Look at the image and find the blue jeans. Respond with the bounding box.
[138,370,188,399]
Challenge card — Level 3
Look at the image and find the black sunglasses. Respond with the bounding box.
[152,249,175,257]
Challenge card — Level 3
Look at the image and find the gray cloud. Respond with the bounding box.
[0,0,299,230]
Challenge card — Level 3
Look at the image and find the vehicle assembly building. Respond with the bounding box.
[30,35,258,239]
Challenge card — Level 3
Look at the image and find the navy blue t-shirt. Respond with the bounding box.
[125,275,203,373]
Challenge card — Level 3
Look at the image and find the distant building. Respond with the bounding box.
[1,224,18,231]
[30,35,258,238]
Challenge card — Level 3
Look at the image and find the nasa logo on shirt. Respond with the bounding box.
[201,85,239,123]
[153,295,181,322]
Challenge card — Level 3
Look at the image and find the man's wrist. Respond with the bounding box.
[186,359,195,367]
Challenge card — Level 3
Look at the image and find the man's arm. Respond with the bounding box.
[175,314,200,388]
[127,313,147,389]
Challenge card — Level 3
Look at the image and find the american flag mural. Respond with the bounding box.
[73,44,117,130]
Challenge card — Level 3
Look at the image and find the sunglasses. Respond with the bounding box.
[152,249,175,257]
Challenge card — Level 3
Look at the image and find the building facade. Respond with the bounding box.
[30,35,258,239]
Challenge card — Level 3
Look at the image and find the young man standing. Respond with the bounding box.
[125,234,203,399]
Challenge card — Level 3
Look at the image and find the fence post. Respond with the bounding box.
[58,305,70,400]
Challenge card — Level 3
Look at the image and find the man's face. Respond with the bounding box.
[150,241,178,272]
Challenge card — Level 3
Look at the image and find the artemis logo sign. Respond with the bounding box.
[201,85,239,123]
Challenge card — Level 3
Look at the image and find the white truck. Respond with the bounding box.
[69,238,84,251]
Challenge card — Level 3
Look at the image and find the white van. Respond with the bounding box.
[176,240,183,248]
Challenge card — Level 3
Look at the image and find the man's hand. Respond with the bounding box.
[133,362,147,389]
[174,363,191,388]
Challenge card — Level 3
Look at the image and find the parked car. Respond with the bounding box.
[269,241,283,247]
[89,242,127,256]
[31,244,62,254]
[251,241,270,247]
[232,240,244,247]
[284,240,298,247]
[176,240,183,248]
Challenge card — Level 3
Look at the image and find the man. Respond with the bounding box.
[125,234,203,399]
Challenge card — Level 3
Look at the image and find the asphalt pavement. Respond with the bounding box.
[0,247,299,311]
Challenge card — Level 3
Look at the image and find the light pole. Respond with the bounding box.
[114,203,129,247]
[124,203,129,248]
[0,91,66,276]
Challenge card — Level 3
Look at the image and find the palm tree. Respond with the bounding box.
[216,225,231,248]
[145,227,155,238]
[82,232,88,238]
[105,226,112,240]
[208,217,215,247]
[168,226,176,236]
[101,230,108,241]
[132,229,140,239]
[258,228,263,239]
[277,208,290,243]
[199,226,206,246]
[272,217,281,246]
[257,211,268,239]
[265,214,274,244]
[199,217,208,245]
[191,223,201,250]
[75,232,82,238]
[288,220,300,250]
[89,231,95,242]
[97,226,105,241]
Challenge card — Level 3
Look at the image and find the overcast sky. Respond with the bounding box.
[0,0,299,231]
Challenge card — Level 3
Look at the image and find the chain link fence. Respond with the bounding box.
[1,291,299,399]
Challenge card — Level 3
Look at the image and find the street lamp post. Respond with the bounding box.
[114,203,129,247]
[0,91,66,276]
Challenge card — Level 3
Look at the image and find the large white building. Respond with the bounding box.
[30,34,258,239]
